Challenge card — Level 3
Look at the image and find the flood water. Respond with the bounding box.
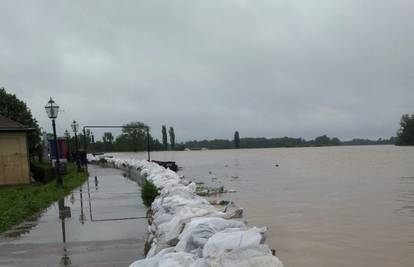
[112,145,414,266]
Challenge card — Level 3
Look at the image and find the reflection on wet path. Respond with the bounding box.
[0,165,148,267]
[86,174,148,222]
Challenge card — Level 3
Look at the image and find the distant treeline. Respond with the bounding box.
[66,120,399,154]
[183,135,396,150]
[66,121,167,154]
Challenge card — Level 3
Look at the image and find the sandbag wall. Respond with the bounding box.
[87,155,284,267]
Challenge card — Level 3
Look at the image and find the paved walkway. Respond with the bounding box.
[0,165,148,267]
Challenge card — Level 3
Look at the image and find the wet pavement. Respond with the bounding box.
[0,165,148,267]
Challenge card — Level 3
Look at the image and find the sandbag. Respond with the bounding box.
[129,248,196,267]
[203,227,266,258]
[177,217,246,254]
[209,245,283,267]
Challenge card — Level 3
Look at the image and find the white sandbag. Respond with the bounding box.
[129,248,196,267]
[189,258,210,267]
[203,227,266,258]
[210,254,283,267]
[208,245,283,267]
[176,217,246,253]
[129,247,175,267]
[157,207,215,244]
[158,252,196,267]
[87,154,97,162]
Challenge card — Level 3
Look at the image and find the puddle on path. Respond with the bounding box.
[0,165,148,267]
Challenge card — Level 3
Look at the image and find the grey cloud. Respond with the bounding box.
[1,0,413,141]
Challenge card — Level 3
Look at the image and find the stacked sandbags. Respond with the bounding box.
[101,157,283,267]
[86,154,97,162]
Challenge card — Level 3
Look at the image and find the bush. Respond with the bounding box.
[30,162,55,183]
[141,180,159,207]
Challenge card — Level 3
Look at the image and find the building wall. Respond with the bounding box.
[0,132,30,185]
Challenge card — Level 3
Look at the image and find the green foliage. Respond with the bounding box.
[186,139,235,149]
[169,126,175,150]
[90,136,163,153]
[66,121,166,153]
[342,137,395,146]
[0,87,41,158]
[103,132,114,144]
[313,135,342,146]
[396,114,414,146]
[184,135,395,150]
[234,131,240,148]
[64,130,72,160]
[162,125,168,150]
[102,132,114,151]
[116,122,149,151]
[30,162,55,183]
[141,180,159,207]
[0,164,87,233]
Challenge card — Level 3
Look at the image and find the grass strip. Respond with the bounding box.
[0,164,88,233]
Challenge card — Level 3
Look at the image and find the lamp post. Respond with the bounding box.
[71,120,80,171]
[45,97,63,187]
[147,126,151,161]
[64,130,70,162]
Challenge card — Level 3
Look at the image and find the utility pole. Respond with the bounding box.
[147,127,151,161]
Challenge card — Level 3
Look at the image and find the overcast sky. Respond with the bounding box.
[1,0,413,142]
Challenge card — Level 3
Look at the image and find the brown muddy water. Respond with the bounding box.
[112,145,414,266]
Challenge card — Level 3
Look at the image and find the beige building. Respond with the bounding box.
[0,115,33,185]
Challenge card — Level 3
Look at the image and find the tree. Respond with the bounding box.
[64,130,71,160]
[0,87,41,159]
[234,131,240,148]
[116,122,149,151]
[162,125,168,150]
[102,132,114,151]
[79,129,92,150]
[331,137,341,146]
[169,126,175,150]
[103,132,114,144]
[314,135,331,146]
[396,114,414,145]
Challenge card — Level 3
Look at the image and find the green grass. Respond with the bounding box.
[141,179,159,207]
[0,164,88,233]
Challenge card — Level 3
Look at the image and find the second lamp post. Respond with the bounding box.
[45,97,63,187]
[71,120,81,171]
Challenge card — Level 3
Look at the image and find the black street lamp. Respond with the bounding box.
[147,126,151,161]
[71,120,81,171]
[64,130,70,161]
[45,97,63,187]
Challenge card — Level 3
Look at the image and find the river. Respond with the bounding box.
[111,145,414,266]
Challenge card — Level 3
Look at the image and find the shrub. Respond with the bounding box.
[30,162,55,183]
[141,180,159,207]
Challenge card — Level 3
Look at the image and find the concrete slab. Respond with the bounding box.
[0,165,148,267]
